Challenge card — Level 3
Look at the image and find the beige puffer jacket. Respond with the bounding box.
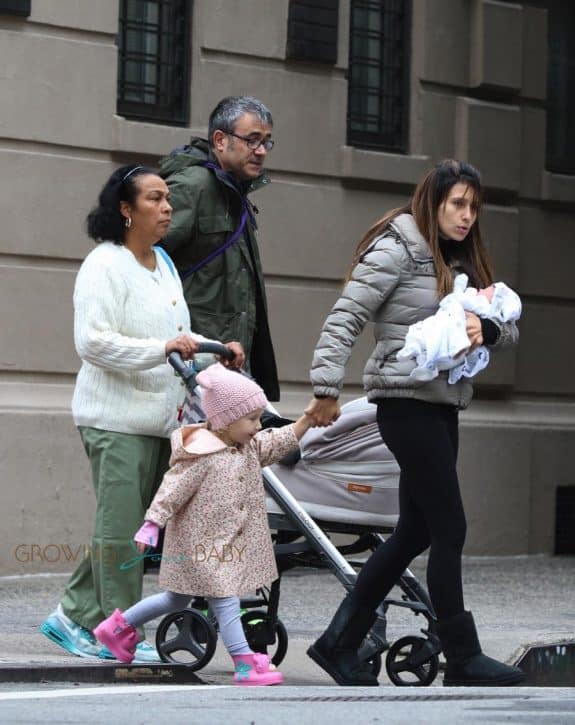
[310,214,518,409]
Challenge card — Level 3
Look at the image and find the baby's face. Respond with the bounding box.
[478,285,495,303]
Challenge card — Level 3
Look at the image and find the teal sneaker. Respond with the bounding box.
[100,640,161,663]
[40,604,102,658]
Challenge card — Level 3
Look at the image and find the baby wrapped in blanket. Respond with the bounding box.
[397,273,521,383]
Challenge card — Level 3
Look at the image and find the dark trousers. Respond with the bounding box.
[351,398,466,620]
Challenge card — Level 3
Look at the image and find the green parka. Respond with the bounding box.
[158,138,279,401]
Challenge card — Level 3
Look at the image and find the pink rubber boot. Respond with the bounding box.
[93,609,139,663]
[232,653,284,686]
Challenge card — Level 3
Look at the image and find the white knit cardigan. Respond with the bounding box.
[72,242,211,438]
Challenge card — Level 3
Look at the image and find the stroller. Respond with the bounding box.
[154,344,441,686]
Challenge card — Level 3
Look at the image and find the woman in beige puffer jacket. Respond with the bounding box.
[306,160,524,688]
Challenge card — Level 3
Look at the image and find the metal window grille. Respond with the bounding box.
[286,0,339,65]
[117,0,191,125]
[347,0,410,152]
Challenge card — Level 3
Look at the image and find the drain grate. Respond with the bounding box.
[516,641,575,686]
[240,694,518,703]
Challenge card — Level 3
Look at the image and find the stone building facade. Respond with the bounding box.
[1,0,574,573]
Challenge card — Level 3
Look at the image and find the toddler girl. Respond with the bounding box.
[94,363,314,685]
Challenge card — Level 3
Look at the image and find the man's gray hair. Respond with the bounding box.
[208,96,273,146]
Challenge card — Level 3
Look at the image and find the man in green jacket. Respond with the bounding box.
[159,96,279,401]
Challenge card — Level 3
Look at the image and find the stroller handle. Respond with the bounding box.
[168,343,235,382]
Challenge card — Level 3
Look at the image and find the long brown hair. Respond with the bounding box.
[345,159,494,298]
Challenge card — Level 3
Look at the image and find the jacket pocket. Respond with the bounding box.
[192,310,245,343]
[198,215,235,235]
[193,216,237,274]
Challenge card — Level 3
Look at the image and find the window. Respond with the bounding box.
[504,0,575,175]
[0,0,30,15]
[117,0,191,125]
[286,0,339,64]
[544,2,575,174]
[347,0,410,152]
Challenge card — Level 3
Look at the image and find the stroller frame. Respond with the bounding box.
[155,348,441,685]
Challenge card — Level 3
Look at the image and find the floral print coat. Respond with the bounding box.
[145,423,299,597]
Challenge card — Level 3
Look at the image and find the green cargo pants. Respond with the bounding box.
[60,427,171,633]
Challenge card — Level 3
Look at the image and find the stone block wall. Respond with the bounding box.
[1,0,574,572]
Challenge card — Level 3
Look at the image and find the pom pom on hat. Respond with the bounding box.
[196,363,268,430]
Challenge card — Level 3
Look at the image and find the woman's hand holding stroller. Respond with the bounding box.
[165,335,200,360]
[305,396,340,426]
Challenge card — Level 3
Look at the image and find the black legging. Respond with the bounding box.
[350,398,466,620]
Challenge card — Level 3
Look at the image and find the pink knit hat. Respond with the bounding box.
[196,363,268,431]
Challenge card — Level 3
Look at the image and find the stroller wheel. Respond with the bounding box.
[241,609,288,666]
[385,635,439,686]
[155,608,217,671]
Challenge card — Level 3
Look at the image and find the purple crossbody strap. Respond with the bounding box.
[179,161,250,281]
[180,207,248,281]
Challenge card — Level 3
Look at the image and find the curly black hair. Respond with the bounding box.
[86,164,157,243]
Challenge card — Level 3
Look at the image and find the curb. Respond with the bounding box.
[0,663,206,685]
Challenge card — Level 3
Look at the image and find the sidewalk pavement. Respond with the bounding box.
[0,555,573,687]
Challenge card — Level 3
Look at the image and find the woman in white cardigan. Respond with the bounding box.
[40,165,244,662]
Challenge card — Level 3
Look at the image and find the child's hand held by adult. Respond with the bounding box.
[305,396,340,426]
[292,410,319,439]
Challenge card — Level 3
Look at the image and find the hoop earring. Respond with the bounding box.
[124,216,132,229]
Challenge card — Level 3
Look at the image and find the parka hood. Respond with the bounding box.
[172,424,228,457]
[389,213,433,261]
[158,136,270,194]
[158,137,211,177]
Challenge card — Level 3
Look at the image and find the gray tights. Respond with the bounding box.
[123,591,252,656]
